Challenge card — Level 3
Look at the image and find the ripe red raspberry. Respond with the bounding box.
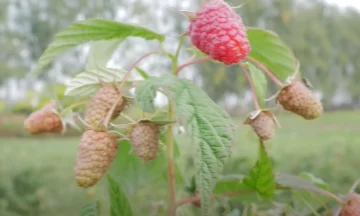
[188,0,251,65]
[24,102,63,134]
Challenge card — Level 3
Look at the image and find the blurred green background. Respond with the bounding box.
[1,0,360,215]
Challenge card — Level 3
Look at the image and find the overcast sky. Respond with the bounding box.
[326,0,360,10]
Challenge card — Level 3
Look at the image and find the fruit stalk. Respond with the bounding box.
[175,56,212,75]
[102,85,135,128]
[239,62,261,110]
[245,56,284,87]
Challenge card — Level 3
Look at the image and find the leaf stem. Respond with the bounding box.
[175,37,185,60]
[175,56,212,75]
[239,62,261,110]
[59,100,89,117]
[167,102,176,216]
[171,37,184,74]
[321,190,345,205]
[245,56,284,88]
[176,190,254,208]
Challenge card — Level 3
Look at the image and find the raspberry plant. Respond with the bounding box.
[24,0,359,215]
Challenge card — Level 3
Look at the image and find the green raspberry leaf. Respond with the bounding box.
[247,27,297,80]
[275,173,335,198]
[64,67,135,97]
[86,39,123,70]
[107,175,133,216]
[135,75,235,216]
[32,18,165,76]
[244,62,268,108]
[80,201,100,216]
[298,172,329,190]
[243,139,276,199]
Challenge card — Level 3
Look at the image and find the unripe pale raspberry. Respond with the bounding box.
[24,102,63,134]
[188,0,251,65]
[276,80,323,120]
[74,130,119,188]
[85,85,129,130]
[129,121,160,162]
[244,111,278,141]
[340,193,360,216]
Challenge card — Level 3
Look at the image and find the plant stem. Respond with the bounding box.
[239,62,261,110]
[245,56,284,88]
[321,190,345,205]
[167,102,176,216]
[165,45,184,215]
[175,56,212,75]
[176,190,254,208]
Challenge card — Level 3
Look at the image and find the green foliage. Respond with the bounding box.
[135,75,235,215]
[107,175,133,216]
[299,172,329,190]
[0,168,50,216]
[243,140,276,199]
[247,27,297,81]
[0,101,6,114]
[245,62,268,108]
[80,201,100,216]
[275,173,335,199]
[64,68,129,97]
[20,2,355,215]
[109,139,183,196]
[32,18,165,76]
[86,39,123,70]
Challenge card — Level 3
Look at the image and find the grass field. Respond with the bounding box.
[1,111,360,215]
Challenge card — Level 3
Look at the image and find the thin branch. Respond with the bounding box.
[102,85,135,128]
[175,56,212,75]
[239,62,261,110]
[119,51,165,89]
[245,56,284,88]
[176,190,254,208]
[167,103,176,216]
[102,51,165,129]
